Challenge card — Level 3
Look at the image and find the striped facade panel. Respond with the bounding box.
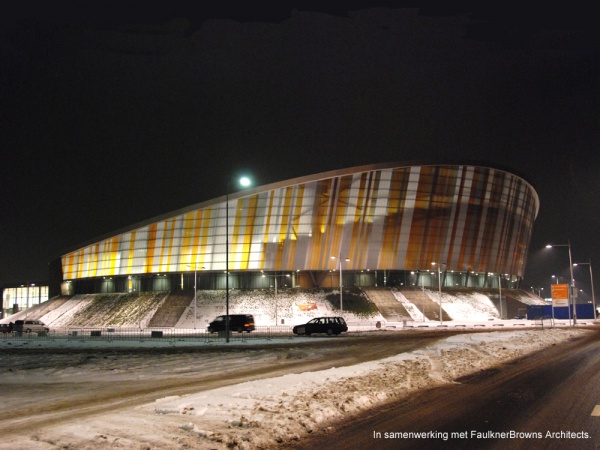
[61,164,538,281]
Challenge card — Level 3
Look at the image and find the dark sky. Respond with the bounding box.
[1,1,599,298]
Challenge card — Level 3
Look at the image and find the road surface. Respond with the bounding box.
[287,329,600,450]
[0,331,458,437]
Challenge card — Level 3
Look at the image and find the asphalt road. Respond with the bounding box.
[288,329,600,450]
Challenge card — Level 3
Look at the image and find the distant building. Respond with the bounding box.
[1,282,49,317]
[50,162,539,297]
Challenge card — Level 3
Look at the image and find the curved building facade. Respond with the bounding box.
[56,163,539,294]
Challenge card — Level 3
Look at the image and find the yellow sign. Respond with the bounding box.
[551,283,569,307]
[298,303,318,311]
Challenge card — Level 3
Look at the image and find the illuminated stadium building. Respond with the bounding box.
[50,163,539,296]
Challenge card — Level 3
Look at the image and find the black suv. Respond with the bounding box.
[293,317,348,336]
[207,314,255,333]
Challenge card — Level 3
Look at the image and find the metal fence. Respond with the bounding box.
[0,326,295,343]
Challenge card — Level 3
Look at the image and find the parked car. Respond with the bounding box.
[0,323,13,334]
[293,317,348,336]
[207,314,255,333]
[13,320,49,333]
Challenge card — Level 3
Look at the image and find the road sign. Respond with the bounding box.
[551,283,569,307]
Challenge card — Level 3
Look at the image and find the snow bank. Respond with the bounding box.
[143,328,589,448]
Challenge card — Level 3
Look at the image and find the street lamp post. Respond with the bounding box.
[546,242,576,325]
[262,272,291,325]
[274,274,278,326]
[331,254,350,313]
[549,276,557,322]
[187,264,205,329]
[193,266,197,329]
[225,176,252,343]
[432,262,446,325]
[574,260,596,319]
[498,275,503,319]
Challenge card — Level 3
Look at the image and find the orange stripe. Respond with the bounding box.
[163,218,176,271]
[146,223,158,273]
[275,188,293,268]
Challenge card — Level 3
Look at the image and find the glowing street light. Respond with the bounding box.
[573,260,596,319]
[225,175,252,342]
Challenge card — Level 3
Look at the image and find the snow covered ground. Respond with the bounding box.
[143,328,590,449]
[2,288,547,331]
[0,327,592,449]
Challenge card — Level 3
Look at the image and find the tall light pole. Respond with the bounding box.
[574,260,596,319]
[262,271,291,325]
[225,176,252,342]
[498,274,503,319]
[186,264,205,329]
[546,242,576,325]
[432,262,446,325]
[548,276,557,321]
[331,254,350,313]
[192,265,197,329]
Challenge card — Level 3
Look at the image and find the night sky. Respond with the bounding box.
[1,1,599,299]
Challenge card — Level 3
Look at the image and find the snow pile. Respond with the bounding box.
[5,288,546,330]
[433,291,500,321]
[393,291,427,321]
[40,295,92,327]
[143,328,588,448]
[392,289,501,322]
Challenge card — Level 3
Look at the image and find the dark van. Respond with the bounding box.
[13,320,49,333]
[207,314,255,333]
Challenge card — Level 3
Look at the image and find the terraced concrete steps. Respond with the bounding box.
[400,288,453,321]
[147,291,194,327]
[362,288,411,321]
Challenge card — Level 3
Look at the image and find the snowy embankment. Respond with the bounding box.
[5,288,547,330]
[143,328,589,448]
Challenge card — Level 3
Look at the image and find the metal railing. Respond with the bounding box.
[533,315,554,329]
[0,326,295,343]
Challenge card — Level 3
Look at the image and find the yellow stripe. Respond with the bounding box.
[127,231,137,273]
[241,195,258,269]
[195,209,207,269]
[180,211,195,270]
[276,187,293,268]
[163,218,176,272]
[288,185,304,267]
[91,243,99,277]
